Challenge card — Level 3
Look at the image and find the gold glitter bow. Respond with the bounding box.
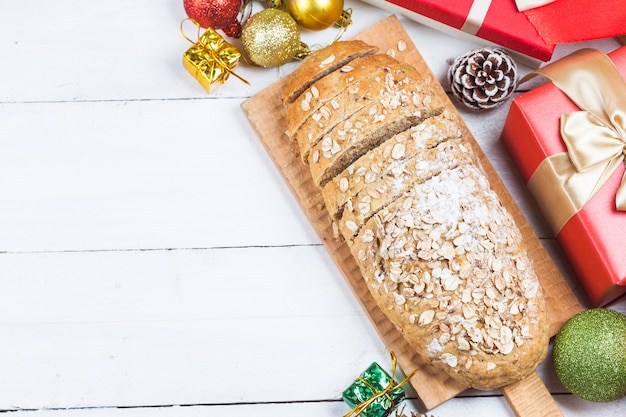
[181,18,249,93]
[343,352,417,417]
[524,48,626,233]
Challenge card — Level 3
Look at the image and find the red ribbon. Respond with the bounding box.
[522,0,626,44]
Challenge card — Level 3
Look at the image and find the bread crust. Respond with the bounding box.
[339,137,474,244]
[350,164,549,390]
[287,53,398,139]
[306,65,444,187]
[284,43,550,391]
[283,40,378,104]
[322,111,464,219]
[292,61,410,163]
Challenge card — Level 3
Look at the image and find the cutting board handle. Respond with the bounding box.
[502,371,563,417]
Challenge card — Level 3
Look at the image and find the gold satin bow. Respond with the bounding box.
[524,48,626,233]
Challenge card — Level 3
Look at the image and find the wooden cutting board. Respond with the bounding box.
[242,15,583,415]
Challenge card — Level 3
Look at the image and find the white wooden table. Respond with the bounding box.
[1,1,625,416]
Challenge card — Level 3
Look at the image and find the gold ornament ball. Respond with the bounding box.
[286,0,344,31]
[241,9,301,68]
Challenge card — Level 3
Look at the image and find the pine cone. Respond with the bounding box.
[447,47,518,110]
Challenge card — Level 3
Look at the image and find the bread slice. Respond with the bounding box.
[287,53,399,138]
[351,164,550,390]
[321,111,464,219]
[283,40,379,104]
[339,137,474,243]
[306,66,445,188]
[292,61,426,164]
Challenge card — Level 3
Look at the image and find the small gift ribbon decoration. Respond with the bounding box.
[342,352,417,417]
[181,18,249,93]
[523,48,626,234]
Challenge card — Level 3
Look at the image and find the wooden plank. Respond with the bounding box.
[0,95,553,253]
[0,0,275,101]
[0,1,624,417]
[0,247,384,409]
[0,99,322,252]
[3,392,626,416]
[242,15,583,412]
[502,372,563,417]
[0,398,517,417]
[0,0,618,102]
[1,241,613,410]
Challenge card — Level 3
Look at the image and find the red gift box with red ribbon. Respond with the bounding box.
[501,46,626,307]
[359,0,555,62]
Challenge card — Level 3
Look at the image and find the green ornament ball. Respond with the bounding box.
[553,308,626,402]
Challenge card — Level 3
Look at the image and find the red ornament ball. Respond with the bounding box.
[184,0,243,37]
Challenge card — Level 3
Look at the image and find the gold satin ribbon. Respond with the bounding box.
[461,0,557,35]
[451,0,551,37]
[524,48,626,234]
[460,0,492,35]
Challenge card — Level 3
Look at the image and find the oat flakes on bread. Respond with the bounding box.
[292,61,430,164]
[283,41,549,391]
[306,65,444,188]
[282,40,378,104]
[287,53,398,138]
[321,111,464,220]
[339,137,474,244]
[351,164,549,390]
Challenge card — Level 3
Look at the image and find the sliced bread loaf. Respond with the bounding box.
[306,65,445,188]
[339,137,474,243]
[282,39,549,391]
[321,111,464,219]
[292,61,427,164]
[287,53,398,138]
[350,164,549,390]
[283,40,378,104]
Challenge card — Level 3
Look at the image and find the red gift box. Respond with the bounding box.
[501,46,626,307]
[359,0,555,63]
